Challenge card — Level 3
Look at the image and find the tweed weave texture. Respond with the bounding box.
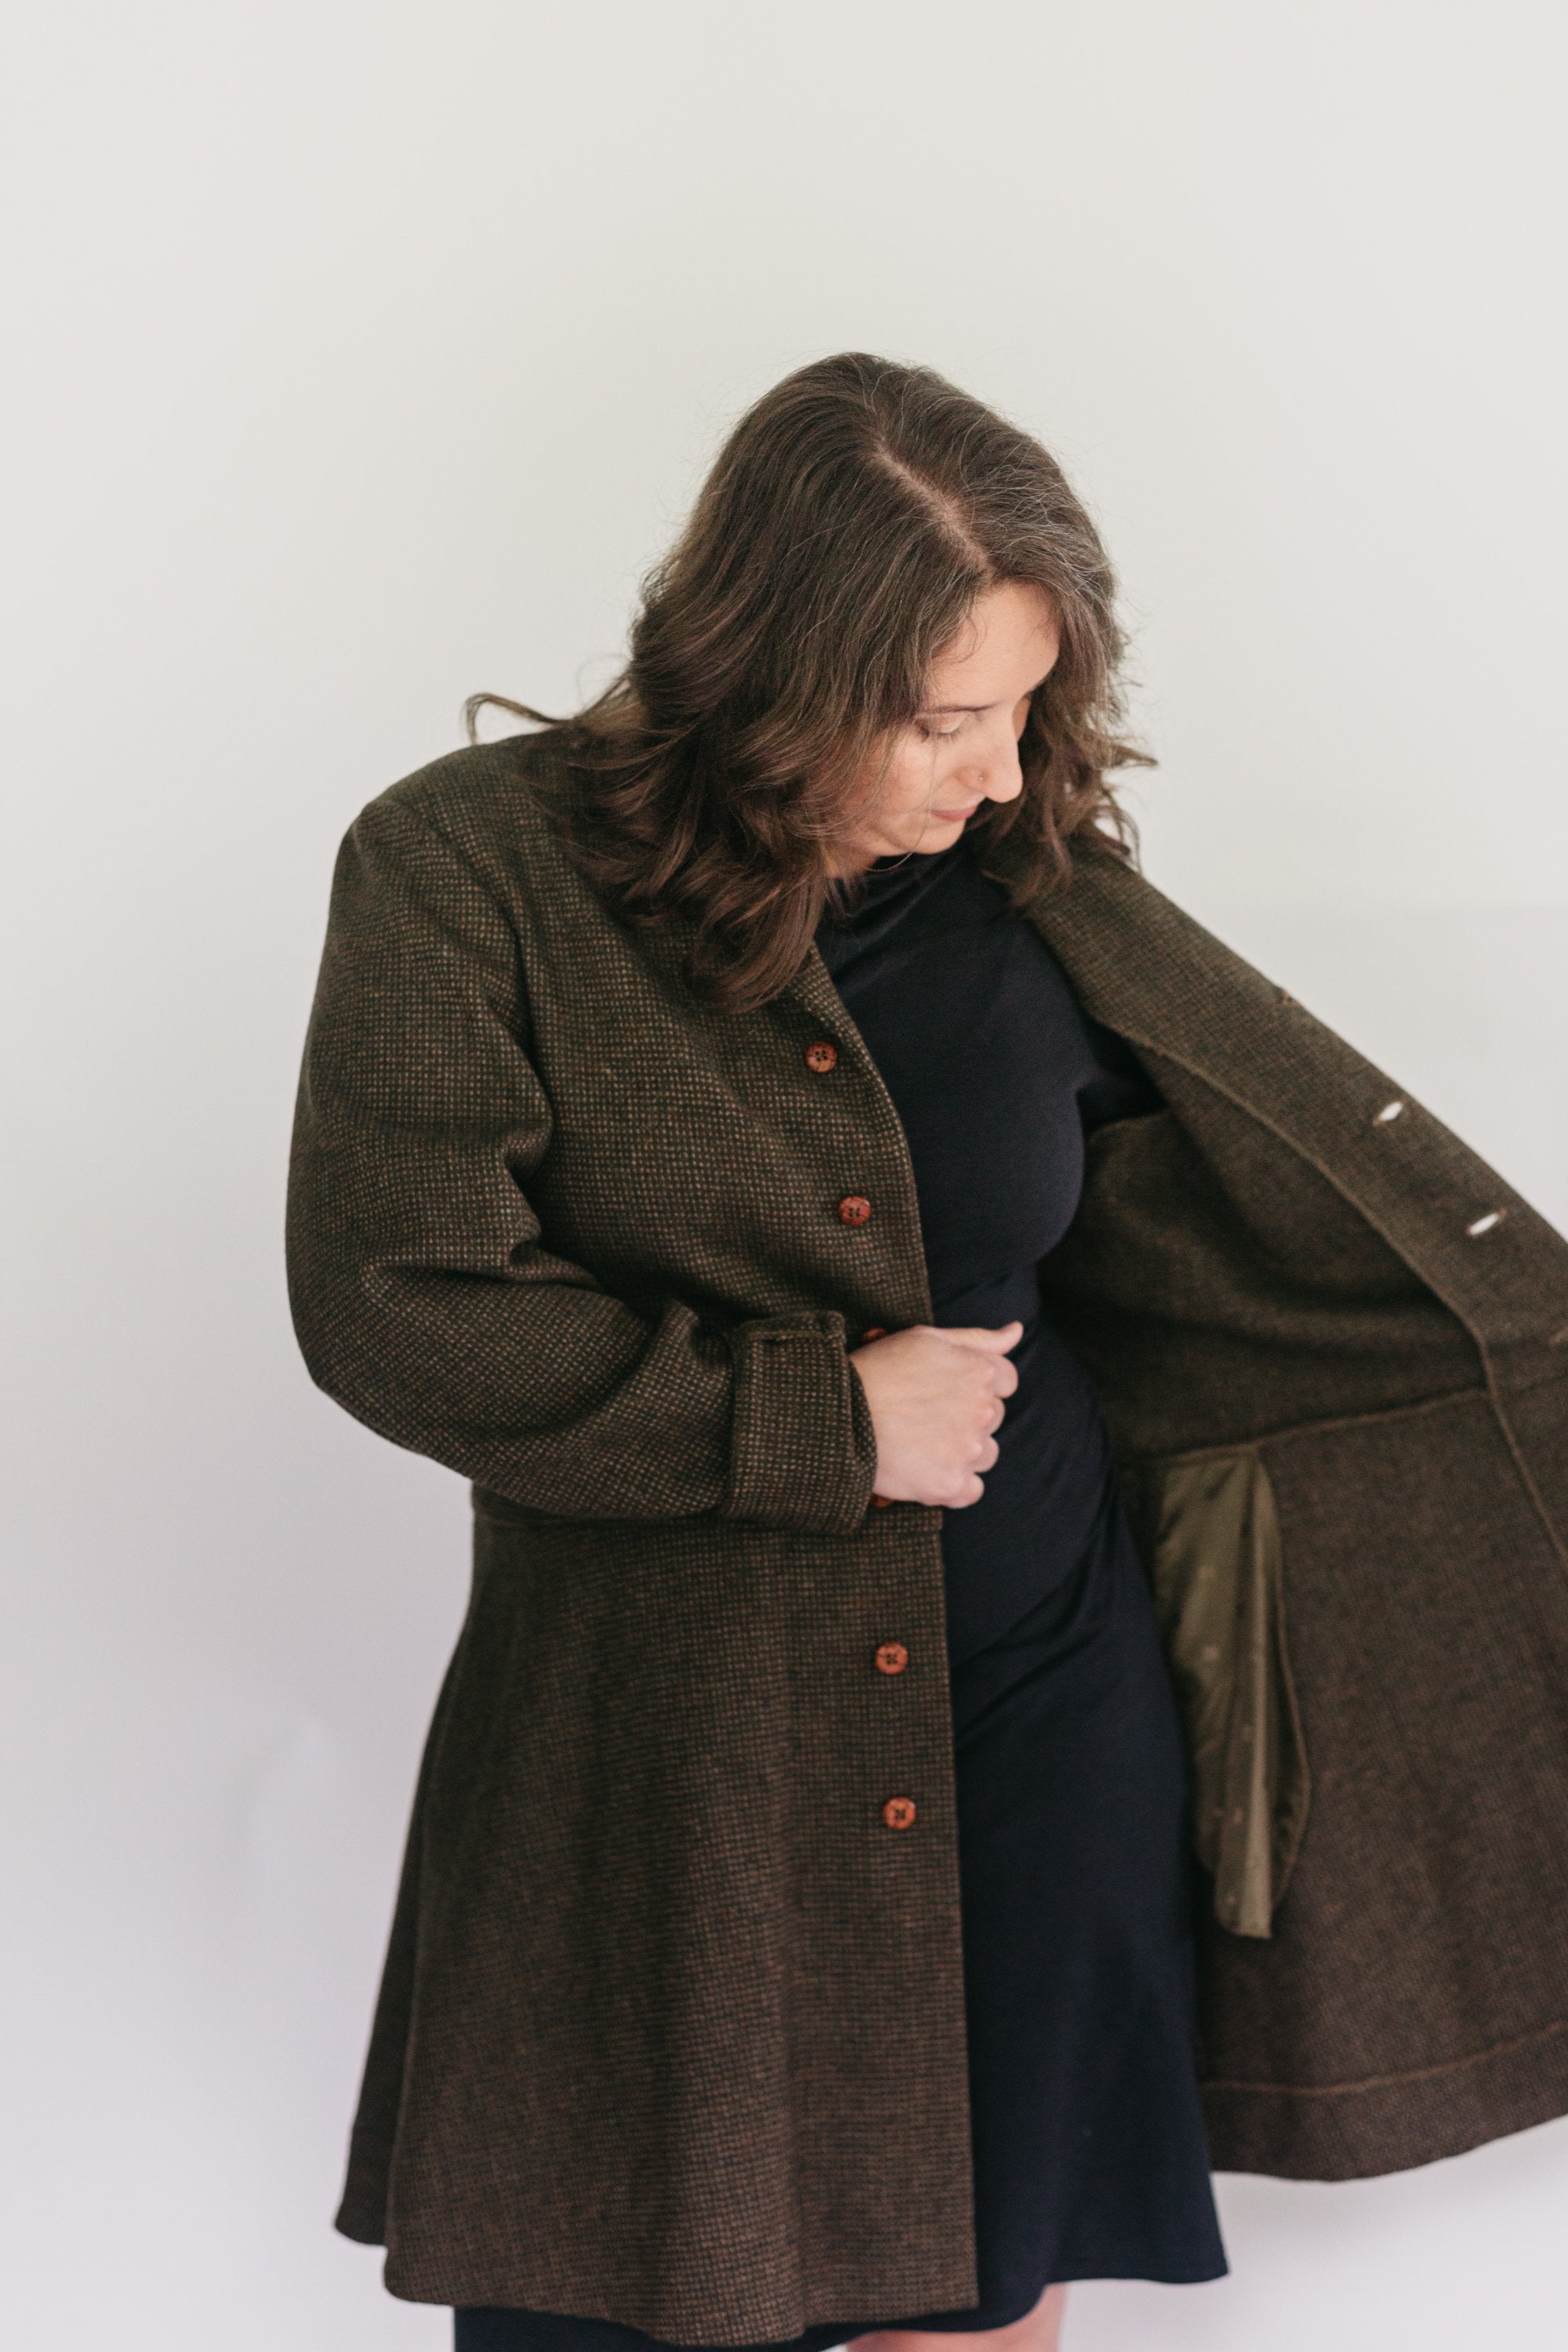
[289,733,1568,2326]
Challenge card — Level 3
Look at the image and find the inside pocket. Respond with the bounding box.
[1127,1446,1311,1938]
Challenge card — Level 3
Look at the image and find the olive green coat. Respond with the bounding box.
[286,730,1568,2339]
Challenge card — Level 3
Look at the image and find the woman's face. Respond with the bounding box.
[833,580,1062,873]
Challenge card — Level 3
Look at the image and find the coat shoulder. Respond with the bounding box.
[354,729,582,892]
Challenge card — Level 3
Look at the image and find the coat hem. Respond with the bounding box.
[376,2267,985,2341]
[1203,2014,1568,2179]
[334,2132,392,2246]
[335,2205,387,2248]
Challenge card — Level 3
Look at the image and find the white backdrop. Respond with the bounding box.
[4,5,1566,2347]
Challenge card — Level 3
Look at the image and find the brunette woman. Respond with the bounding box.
[288,353,1568,2352]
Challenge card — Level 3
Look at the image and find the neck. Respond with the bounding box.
[829,833,967,882]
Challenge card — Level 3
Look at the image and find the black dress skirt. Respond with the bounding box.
[455,829,1228,2352]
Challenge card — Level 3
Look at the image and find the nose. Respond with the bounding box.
[959,714,1025,804]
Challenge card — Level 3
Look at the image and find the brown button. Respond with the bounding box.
[882,1796,917,1830]
[859,1326,887,1342]
[871,1494,895,1510]
[805,1040,838,1073]
[838,1195,872,1225]
[875,1642,909,1675]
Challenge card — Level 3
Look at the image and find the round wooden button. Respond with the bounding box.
[837,1195,872,1225]
[874,1642,909,1675]
[804,1040,838,1073]
[881,1796,917,1830]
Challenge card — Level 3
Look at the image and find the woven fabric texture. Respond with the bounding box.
[287,732,1568,2334]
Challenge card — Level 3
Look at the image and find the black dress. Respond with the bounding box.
[455,830,1228,2352]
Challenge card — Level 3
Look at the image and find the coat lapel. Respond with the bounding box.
[975,829,1568,1397]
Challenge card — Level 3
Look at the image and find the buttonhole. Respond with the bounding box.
[1374,1099,1406,1123]
[1466,1210,1507,1237]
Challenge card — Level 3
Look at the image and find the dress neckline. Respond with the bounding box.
[815,828,980,976]
[827,828,970,915]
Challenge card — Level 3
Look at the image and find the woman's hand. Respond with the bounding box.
[848,1321,1023,1508]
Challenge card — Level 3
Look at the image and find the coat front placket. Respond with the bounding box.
[731,929,986,2320]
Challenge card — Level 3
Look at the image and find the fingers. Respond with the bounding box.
[859,1319,1023,1508]
[972,1353,1018,1403]
[934,1323,1022,1403]
[940,1319,1024,1353]
[898,1431,1000,1508]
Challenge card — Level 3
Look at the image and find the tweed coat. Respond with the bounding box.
[287,728,1568,2339]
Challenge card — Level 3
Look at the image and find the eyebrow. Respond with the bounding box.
[920,670,1055,716]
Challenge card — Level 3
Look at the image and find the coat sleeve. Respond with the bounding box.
[285,795,879,1534]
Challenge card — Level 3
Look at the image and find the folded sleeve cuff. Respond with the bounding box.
[722,1312,879,1534]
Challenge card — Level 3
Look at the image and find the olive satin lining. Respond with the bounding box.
[1127,1448,1311,1939]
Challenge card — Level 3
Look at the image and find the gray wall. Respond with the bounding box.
[4,3,1566,2345]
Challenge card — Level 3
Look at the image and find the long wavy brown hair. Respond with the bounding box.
[467,351,1149,1011]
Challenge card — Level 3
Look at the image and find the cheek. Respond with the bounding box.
[880,738,947,808]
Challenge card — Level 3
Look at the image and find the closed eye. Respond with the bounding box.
[916,666,1054,740]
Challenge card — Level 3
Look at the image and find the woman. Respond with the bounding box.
[287,354,1568,2350]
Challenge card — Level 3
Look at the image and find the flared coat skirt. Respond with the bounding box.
[456,1447,1227,2352]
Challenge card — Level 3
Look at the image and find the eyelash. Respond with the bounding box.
[915,688,1040,742]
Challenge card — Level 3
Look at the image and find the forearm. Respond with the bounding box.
[287,1217,877,1530]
